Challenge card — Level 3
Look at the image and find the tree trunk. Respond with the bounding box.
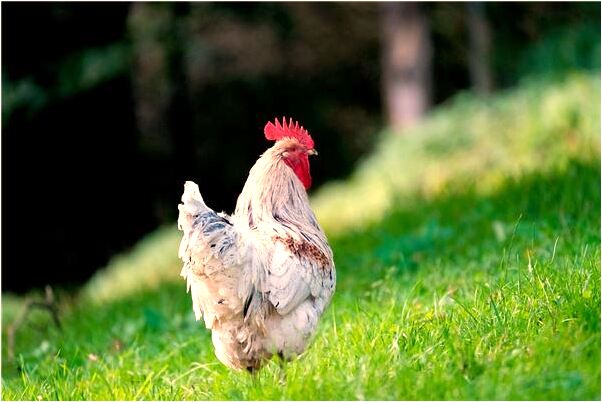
[128,3,194,222]
[380,2,432,132]
[128,2,175,157]
[466,2,493,95]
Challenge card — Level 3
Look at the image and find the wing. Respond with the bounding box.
[266,237,335,316]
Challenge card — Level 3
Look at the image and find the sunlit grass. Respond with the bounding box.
[312,74,600,233]
[1,73,600,400]
[81,225,180,304]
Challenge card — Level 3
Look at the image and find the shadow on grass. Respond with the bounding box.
[330,157,601,290]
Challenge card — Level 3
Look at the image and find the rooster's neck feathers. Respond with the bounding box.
[233,145,330,258]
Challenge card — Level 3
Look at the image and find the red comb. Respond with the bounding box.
[264,117,314,149]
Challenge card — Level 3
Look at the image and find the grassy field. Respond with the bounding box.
[1,74,600,400]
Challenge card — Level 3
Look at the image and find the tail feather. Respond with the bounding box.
[177,180,239,263]
[178,181,210,260]
[177,180,248,337]
[178,181,208,226]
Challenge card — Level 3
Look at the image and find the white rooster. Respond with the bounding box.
[178,117,335,372]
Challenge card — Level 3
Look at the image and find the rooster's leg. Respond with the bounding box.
[277,352,287,385]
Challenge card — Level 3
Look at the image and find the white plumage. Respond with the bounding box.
[178,135,335,371]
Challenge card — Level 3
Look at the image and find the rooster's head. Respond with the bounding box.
[264,117,317,190]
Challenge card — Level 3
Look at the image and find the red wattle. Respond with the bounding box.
[284,153,312,190]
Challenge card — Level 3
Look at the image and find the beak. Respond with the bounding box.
[308,149,318,156]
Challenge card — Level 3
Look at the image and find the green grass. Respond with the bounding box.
[2,74,600,400]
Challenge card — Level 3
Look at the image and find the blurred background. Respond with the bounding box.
[2,2,600,293]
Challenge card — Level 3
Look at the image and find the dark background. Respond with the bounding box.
[2,2,600,292]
